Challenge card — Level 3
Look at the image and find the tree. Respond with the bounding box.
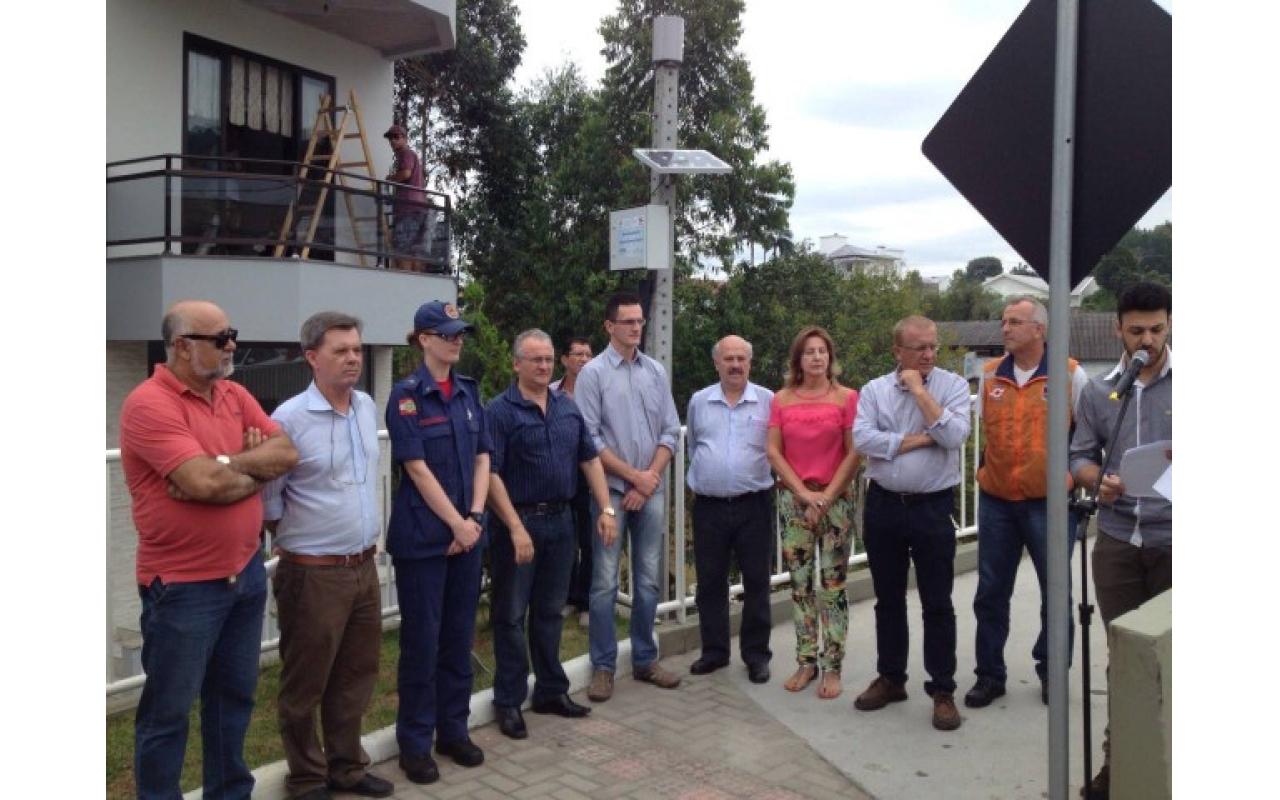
[1091,222,1171,299]
[965,256,1003,281]
[924,270,1005,322]
[1010,262,1037,277]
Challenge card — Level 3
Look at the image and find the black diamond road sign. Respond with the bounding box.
[922,0,1171,286]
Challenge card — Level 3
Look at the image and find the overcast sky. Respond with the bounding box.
[511,0,1173,278]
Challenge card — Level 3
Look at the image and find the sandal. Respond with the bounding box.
[818,670,843,699]
[783,664,818,692]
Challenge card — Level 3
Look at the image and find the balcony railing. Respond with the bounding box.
[105,398,983,696]
[106,154,452,274]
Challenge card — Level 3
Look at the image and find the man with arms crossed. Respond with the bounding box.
[1070,282,1172,800]
[686,335,775,684]
[120,300,297,799]
[966,296,1090,709]
[853,315,971,731]
[575,291,683,700]
[485,329,616,739]
[262,312,392,799]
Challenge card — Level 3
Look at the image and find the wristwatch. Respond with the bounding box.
[602,507,617,517]
[215,454,232,466]
[468,511,485,524]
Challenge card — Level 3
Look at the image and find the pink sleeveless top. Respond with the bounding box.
[768,389,858,485]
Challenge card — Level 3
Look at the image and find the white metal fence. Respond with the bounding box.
[105,396,981,696]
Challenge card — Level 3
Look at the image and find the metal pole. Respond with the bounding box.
[1046,0,1081,797]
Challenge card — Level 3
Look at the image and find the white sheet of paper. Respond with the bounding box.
[1152,465,1172,501]
[1118,439,1172,499]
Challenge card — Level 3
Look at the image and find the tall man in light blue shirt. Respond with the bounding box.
[263,312,392,799]
[686,335,775,684]
[575,292,684,701]
[852,315,972,732]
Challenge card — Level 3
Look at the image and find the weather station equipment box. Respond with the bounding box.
[609,204,671,271]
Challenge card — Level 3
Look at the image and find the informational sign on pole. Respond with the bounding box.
[609,205,671,272]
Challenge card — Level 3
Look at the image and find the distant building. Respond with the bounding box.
[937,311,1125,379]
[981,271,1101,308]
[818,234,905,278]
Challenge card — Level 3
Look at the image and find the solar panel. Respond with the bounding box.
[633,148,732,175]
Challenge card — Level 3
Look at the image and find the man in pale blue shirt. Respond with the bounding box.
[685,335,775,684]
[262,311,392,799]
[852,315,972,733]
[574,291,683,701]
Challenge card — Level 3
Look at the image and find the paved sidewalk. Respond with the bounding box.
[371,646,868,799]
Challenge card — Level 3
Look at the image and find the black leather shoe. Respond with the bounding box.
[530,694,591,718]
[295,788,332,800]
[435,737,485,767]
[747,662,771,684]
[1041,678,1049,705]
[328,772,394,797]
[963,677,1007,708]
[495,705,528,739]
[689,657,730,675]
[399,752,439,784]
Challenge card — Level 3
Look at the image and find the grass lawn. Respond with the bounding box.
[106,605,619,799]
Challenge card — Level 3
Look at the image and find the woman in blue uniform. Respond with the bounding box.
[385,300,491,785]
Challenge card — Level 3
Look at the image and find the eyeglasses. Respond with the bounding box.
[180,328,239,348]
[1002,318,1037,327]
[521,356,556,365]
[610,318,646,327]
[425,331,465,343]
[899,343,939,353]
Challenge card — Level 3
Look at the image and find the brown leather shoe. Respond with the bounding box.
[633,662,682,689]
[587,669,614,702]
[932,691,962,731]
[853,676,908,711]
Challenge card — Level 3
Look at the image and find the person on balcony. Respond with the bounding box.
[119,300,298,800]
[853,315,971,732]
[261,312,393,799]
[687,335,776,685]
[384,123,430,272]
[484,329,615,740]
[385,301,491,785]
[575,291,684,702]
[766,326,861,700]
[1070,282,1172,800]
[965,296,1089,710]
[551,335,595,625]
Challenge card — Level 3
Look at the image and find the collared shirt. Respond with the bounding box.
[686,381,774,497]
[854,366,972,493]
[120,364,281,585]
[385,363,492,559]
[487,382,598,504]
[574,343,681,494]
[262,382,380,556]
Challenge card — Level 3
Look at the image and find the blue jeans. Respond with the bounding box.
[489,507,575,708]
[134,552,267,800]
[973,491,1078,684]
[589,488,664,673]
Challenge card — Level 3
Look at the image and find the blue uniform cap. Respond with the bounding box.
[413,301,475,336]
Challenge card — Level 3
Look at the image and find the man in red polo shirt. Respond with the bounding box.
[120,299,297,800]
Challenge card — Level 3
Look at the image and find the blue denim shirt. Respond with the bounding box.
[486,382,598,505]
[385,364,492,559]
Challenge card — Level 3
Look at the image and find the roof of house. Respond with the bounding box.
[982,272,1098,296]
[828,244,900,261]
[936,311,1123,362]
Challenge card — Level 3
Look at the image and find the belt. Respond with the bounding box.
[514,500,569,516]
[694,489,771,504]
[870,481,954,505]
[278,545,377,567]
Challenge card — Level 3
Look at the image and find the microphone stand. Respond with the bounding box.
[1068,379,1139,794]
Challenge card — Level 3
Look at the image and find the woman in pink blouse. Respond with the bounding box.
[766,325,862,699]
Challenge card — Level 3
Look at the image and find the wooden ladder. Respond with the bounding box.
[273,89,390,265]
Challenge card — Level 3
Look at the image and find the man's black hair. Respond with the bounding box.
[564,335,592,351]
[1116,281,1171,319]
[605,291,643,322]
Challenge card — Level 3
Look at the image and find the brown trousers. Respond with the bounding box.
[274,557,382,796]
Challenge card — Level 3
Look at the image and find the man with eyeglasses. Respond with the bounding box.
[261,311,392,799]
[384,123,429,272]
[853,315,972,732]
[574,291,684,701]
[484,330,615,740]
[120,300,298,799]
[965,296,1090,712]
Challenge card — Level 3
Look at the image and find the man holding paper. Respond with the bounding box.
[1069,281,1172,800]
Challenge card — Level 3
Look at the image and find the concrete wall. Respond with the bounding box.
[1110,589,1172,799]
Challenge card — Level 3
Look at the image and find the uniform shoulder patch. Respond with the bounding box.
[399,397,418,416]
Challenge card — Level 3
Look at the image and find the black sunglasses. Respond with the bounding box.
[180,328,239,348]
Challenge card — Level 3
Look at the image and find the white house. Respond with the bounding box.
[106,0,457,682]
[818,234,906,277]
[981,271,1101,308]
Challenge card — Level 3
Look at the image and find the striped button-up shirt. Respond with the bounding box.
[486,382,598,504]
[854,367,972,494]
[574,344,681,494]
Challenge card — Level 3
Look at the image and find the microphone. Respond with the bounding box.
[1109,349,1151,400]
